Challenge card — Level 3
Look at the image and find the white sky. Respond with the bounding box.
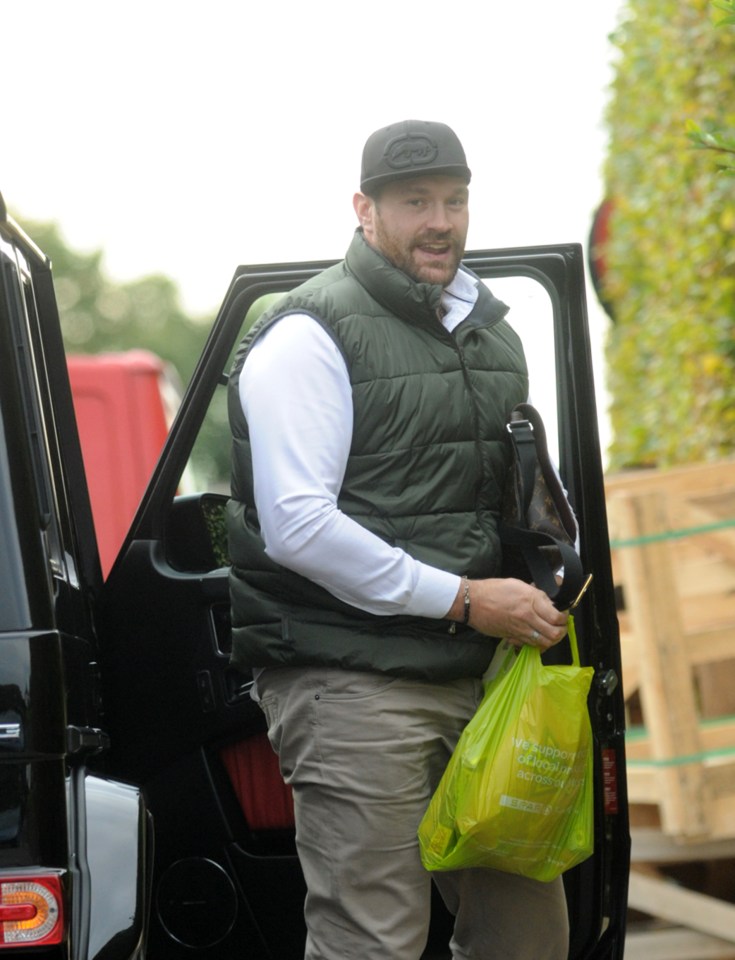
[3,0,625,447]
[3,0,623,308]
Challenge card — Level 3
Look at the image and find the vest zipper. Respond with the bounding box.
[451,327,489,538]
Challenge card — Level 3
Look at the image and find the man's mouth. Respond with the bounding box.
[417,241,452,257]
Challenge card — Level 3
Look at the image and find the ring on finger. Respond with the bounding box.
[530,629,540,642]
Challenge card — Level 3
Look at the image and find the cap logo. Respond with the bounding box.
[384,134,438,171]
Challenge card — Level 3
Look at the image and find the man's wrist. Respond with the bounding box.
[447,576,471,623]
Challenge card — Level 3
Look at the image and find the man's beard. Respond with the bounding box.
[373,221,464,286]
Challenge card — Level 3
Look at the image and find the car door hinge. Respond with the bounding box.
[596,668,619,696]
[66,725,110,758]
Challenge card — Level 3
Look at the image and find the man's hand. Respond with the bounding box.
[447,578,568,650]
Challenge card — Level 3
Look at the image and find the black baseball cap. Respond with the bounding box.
[360,120,472,195]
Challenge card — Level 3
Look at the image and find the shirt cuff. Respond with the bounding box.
[403,566,462,620]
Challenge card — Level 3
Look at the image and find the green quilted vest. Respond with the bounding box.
[227,230,528,680]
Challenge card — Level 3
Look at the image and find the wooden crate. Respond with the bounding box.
[605,460,735,957]
[605,459,735,842]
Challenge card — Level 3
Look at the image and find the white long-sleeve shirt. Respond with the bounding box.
[239,268,482,620]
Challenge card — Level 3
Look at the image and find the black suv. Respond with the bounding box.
[0,196,629,958]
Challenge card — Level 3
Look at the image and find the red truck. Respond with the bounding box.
[67,351,175,577]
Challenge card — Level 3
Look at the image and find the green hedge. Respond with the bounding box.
[601,0,735,469]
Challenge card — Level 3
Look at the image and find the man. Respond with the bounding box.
[227,119,570,959]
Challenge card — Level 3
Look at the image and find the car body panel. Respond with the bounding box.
[0,204,149,958]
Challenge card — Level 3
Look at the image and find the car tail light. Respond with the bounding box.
[0,875,63,947]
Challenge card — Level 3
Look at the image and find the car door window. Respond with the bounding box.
[488,275,559,462]
[0,236,65,590]
[181,278,560,521]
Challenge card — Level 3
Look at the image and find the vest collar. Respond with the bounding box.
[346,229,443,324]
[346,229,509,331]
[460,271,510,329]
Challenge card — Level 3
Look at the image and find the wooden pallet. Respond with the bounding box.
[606,459,735,841]
[625,828,735,958]
[605,460,735,957]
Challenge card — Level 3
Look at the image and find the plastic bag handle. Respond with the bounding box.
[568,614,580,666]
[496,613,581,676]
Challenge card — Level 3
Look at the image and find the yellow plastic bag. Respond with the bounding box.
[418,617,594,882]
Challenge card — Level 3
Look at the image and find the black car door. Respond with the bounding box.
[96,244,629,960]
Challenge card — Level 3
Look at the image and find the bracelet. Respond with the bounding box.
[448,576,471,635]
[461,576,471,624]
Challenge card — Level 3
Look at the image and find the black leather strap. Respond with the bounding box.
[500,404,585,610]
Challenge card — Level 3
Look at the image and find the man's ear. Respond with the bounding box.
[353,192,375,233]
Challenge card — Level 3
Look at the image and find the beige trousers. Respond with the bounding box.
[258,666,569,960]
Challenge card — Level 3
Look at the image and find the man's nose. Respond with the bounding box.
[426,203,452,232]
